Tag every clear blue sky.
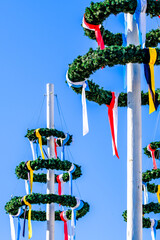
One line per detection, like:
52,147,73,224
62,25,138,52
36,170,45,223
1,0,160,239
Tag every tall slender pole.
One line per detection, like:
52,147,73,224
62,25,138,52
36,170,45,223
46,83,55,240
127,14,142,240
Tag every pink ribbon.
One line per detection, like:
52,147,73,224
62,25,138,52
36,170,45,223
83,15,105,50
147,144,157,169
106,92,119,159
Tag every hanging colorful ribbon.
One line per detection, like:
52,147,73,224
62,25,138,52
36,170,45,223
66,71,89,136
35,128,45,159
142,182,148,204
106,92,119,159
71,198,84,240
134,0,147,47
29,141,36,160
150,219,157,240
68,164,75,196
147,144,157,169
23,196,32,239
82,14,105,50
61,133,70,161
57,174,64,196
9,214,16,240
60,211,69,240
144,48,158,114
14,208,23,240
54,138,58,158
157,185,160,203
26,161,34,194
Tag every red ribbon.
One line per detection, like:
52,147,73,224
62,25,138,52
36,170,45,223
56,175,62,195
60,212,68,240
54,138,57,158
106,92,119,159
83,15,105,50
147,144,157,169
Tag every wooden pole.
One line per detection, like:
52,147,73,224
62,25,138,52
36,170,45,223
46,83,55,240
127,14,142,240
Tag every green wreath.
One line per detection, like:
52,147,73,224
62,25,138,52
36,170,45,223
25,128,72,146
67,0,160,107
15,158,82,183
5,193,89,221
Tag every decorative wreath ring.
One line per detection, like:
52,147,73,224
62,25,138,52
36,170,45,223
144,141,160,159
123,202,160,228
83,0,160,47
4,193,89,221
15,158,82,183
25,128,72,146
67,0,160,106
142,168,160,183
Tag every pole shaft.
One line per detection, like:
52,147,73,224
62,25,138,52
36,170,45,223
46,83,55,240
127,14,142,240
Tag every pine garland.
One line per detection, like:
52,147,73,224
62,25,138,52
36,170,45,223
5,193,89,220
144,141,160,158
25,128,72,146
15,158,82,183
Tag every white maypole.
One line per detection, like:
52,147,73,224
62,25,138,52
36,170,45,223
127,13,142,240
46,83,55,240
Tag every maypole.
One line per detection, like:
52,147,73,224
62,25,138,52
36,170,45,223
66,0,160,239
126,14,142,240
46,83,55,240
5,85,90,239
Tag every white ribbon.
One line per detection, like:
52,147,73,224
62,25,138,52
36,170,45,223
150,219,157,240
25,180,29,195
66,71,89,136
9,215,16,240
142,183,148,204
29,141,36,160
112,93,119,156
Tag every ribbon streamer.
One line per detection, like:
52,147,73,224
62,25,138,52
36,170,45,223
82,15,105,50
147,144,157,169
54,138,58,158
23,196,32,239
142,182,148,204
60,211,69,240
35,128,45,159
68,164,75,196
9,215,16,240
29,141,36,160
71,198,84,240
61,134,70,161
157,185,160,203
26,161,34,194
57,174,64,196
66,71,89,136
14,208,23,240
144,48,158,114
106,92,119,159
134,0,147,47
150,219,157,240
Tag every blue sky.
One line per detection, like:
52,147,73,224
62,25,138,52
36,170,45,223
1,0,160,239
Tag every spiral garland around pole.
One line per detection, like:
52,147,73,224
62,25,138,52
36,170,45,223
5,128,89,239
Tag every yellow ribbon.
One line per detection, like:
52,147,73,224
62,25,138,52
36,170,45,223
23,196,32,239
26,161,34,194
148,48,157,114
35,128,45,159
157,185,160,203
